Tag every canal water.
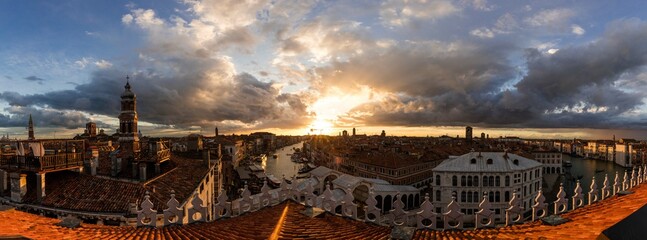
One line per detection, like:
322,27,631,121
544,154,629,204
261,142,304,179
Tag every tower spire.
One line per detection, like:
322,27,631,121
28,114,35,140
125,75,131,90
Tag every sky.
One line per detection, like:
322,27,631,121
2,0,647,140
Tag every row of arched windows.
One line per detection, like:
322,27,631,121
437,174,516,187
374,193,421,212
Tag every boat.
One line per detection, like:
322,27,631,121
272,154,278,159
296,173,310,179
563,160,572,167
255,154,267,162
266,174,281,188
298,164,313,174
595,169,605,173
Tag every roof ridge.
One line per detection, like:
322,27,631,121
269,202,290,240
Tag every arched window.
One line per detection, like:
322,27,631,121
415,194,420,207
452,175,458,186
489,176,494,186
513,159,519,165
505,176,510,186
435,190,441,202
461,191,466,202
436,175,441,186
495,176,501,187
489,191,494,202
461,176,466,186
483,176,488,187
467,176,472,186
505,191,510,202
402,195,408,209
495,191,501,202
384,195,392,212
408,194,414,209
474,176,479,186
473,191,479,203
470,158,476,164
487,158,493,164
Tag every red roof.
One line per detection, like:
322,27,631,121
3,177,647,239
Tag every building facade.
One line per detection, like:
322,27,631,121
432,152,542,224
532,151,562,174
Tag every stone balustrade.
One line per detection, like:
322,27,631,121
137,165,647,230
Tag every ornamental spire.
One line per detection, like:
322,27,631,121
125,75,131,90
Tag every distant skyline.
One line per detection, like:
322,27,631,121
2,1,647,139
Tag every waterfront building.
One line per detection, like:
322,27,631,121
432,151,542,223
532,151,562,174
306,135,474,187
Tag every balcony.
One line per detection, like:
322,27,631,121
0,153,83,172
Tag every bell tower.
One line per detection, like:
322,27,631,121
118,76,140,158
28,114,35,140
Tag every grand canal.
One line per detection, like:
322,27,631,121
261,142,304,179
544,154,630,204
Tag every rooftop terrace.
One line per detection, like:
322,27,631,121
1,175,646,239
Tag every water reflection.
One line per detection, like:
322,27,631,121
261,142,304,179
544,154,629,204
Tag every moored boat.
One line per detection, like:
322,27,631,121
267,174,281,188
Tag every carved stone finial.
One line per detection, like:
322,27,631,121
589,176,599,205
417,193,436,229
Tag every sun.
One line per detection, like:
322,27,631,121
307,119,334,135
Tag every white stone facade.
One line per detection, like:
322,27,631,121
431,152,542,223
532,152,563,174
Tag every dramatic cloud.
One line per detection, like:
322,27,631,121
3,0,647,136
0,106,94,129
337,19,647,129
1,6,314,131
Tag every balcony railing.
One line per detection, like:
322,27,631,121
0,153,83,172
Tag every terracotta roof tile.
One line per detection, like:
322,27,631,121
3,183,647,239
21,155,209,213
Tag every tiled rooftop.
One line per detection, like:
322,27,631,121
31,171,154,213
21,155,209,213
2,182,647,239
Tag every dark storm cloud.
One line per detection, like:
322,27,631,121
0,65,313,129
0,5,315,131
0,106,95,129
337,19,647,129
